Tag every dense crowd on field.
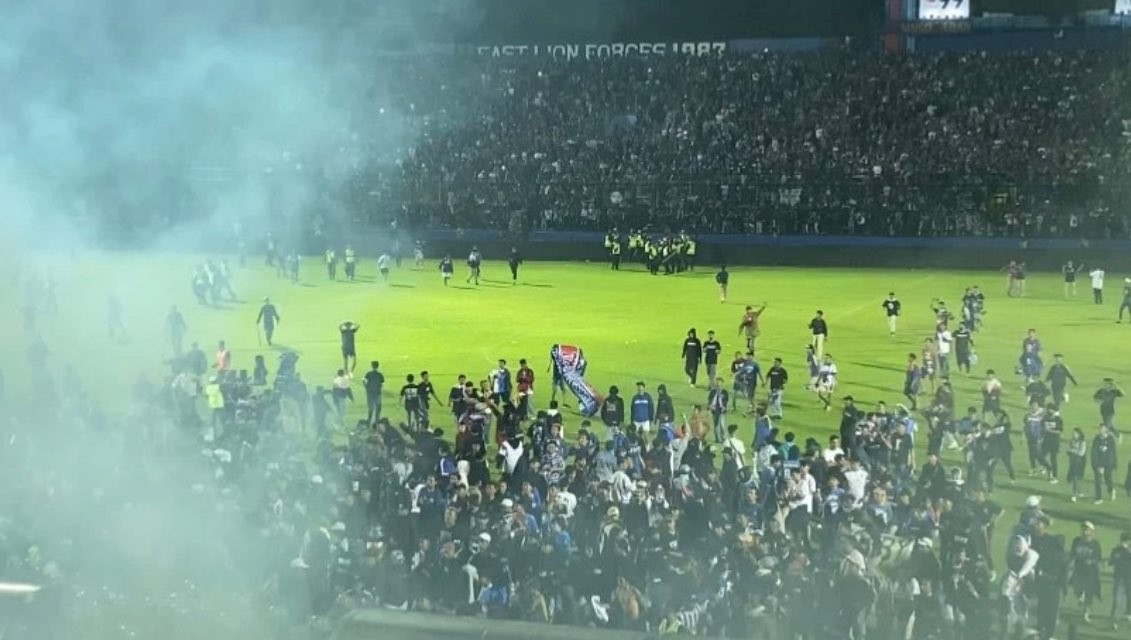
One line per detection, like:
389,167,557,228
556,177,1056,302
4,269,1131,640
351,49,1131,238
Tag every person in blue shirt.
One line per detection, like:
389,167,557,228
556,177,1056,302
1018,343,1043,379
631,381,654,433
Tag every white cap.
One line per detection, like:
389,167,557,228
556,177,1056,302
1025,495,1041,508
477,532,492,543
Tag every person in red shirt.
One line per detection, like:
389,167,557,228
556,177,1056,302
516,358,535,418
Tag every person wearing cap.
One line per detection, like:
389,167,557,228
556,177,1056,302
1120,277,1131,322
1093,378,1125,439
1069,521,1103,622
256,297,280,346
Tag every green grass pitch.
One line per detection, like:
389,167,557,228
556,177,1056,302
2,253,1129,636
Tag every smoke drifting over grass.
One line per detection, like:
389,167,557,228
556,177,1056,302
0,2,479,638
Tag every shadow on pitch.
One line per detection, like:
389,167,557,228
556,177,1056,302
849,361,904,374
266,343,302,354
521,282,553,288
388,283,415,289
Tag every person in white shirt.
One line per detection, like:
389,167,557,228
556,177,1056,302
500,438,524,476
610,458,635,505
786,465,817,543
843,459,869,508
724,424,747,468
816,354,838,411
1089,267,1105,304
935,323,953,377
821,435,845,465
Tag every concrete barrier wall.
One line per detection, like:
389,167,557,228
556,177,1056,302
346,230,1131,271
331,610,679,640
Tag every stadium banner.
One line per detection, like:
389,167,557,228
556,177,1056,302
918,0,970,20
1117,0,1131,14
472,41,726,61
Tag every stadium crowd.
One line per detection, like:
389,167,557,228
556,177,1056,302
4,287,1131,640
358,49,1131,238
8,46,1131,640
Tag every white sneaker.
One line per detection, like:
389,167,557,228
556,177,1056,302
1095,499,1104,505
1070,495,1078,503
1050,478,1058,485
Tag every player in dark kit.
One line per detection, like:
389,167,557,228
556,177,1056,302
681,328,703,387
339,322,360,374
508,247,522,284
256,297,281,346
716,265,729,302
325,248,338,280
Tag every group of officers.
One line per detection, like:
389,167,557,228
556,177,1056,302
604,228,698,274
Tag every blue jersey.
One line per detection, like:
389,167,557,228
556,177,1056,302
631,392,654,422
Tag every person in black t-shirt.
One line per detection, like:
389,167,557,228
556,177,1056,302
400,373,421,430
339,321,360,374
600,385,625,438
448,374,468,424
703,330,722,382
1094,378,1124,438
681,328,703,387
766,357,789,419
363,361,385,424
507,247,522,285
417,371,443,427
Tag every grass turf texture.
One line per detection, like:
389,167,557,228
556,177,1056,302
2,254,1130,637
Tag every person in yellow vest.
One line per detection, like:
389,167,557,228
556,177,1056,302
205,374,226,429
658,613,683,635
325,248,337,280
610,236,622,270
685,236,697,272
343,246,357,281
